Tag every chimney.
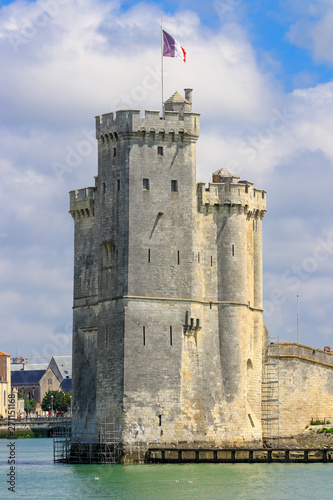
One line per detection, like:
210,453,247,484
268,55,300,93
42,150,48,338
184,88,193,104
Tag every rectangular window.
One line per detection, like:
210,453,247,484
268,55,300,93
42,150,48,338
143,326,146,346
232,244,235,256
170,326,173,345
158,415,162,426
143,178,150,190
171,180,178,192
117,179,120,191
113,147,117,158
198,252,200,263
157,146,163,156
177,250,180,265
148,249,151,263
211,256,213,267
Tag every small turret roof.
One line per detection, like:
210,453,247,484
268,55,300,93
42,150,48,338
213,168,240,179
165,91,190,104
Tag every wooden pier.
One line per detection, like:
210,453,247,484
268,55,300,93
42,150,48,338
147,447,333,464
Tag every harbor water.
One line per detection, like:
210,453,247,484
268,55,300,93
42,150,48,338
1,438,333,499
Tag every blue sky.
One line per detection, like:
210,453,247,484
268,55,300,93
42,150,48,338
1,0,333,358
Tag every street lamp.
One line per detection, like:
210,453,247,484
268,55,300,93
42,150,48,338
70,395,72,417
51,395,54,418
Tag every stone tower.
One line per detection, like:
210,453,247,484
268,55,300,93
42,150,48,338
69,90,266,462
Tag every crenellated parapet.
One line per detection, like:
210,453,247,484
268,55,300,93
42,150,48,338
197,181,266,219
96,109,200,145
69,187,96,219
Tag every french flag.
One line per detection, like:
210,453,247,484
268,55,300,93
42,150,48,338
163,30,186,62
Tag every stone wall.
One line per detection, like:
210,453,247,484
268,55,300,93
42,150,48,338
273,343,333,436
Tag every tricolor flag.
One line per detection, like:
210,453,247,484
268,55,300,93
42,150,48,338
163,30,186,62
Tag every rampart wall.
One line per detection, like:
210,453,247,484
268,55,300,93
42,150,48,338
272,343,333,436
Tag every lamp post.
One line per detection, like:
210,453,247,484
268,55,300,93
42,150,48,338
51,395,54,418
70,395,72,417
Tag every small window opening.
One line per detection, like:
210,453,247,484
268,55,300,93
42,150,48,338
210,302,212,310
117,179,120,191
248,413,255,428
148,249,151,263
177,250,180,265
158,415,162,426
171,180,178,192
143,178,150,190
211,256,213,267
103,182,106,194
232,244,235,257
157,146,163,156
198,252,200,263
113,147,117,158
253,189,256,197
238,189,240,196
143,326,146,346
262,191,265,199
170,326,173,346
245,185,248,193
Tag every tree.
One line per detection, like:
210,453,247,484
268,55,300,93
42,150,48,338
42,390,72,413
18,393,37,413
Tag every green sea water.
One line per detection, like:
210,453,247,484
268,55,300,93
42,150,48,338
1,438,333,499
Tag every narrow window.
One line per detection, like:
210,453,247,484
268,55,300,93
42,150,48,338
143,178,150,190
143,326,146,346
262,191,265,199
253,189,256,197
211,256,213,267
103,182,106,194
245,185,248,193
158,415,162,426
148,249,151,263
232,244,235,256
238,189,240,196
171,180,178,192
210,302,212,310
157,146,163,156
248,414,255,428
117,179,120,191
48,378,52,385
198,252,200,263
177,250,180,265
170,326,173,346
113,147,116,158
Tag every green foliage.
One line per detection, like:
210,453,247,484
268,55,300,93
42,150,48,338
317,427,333,434
311,419,325,425
41,390,71,413
23,396,37,413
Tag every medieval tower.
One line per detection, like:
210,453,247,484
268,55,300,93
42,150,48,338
69,89,266,462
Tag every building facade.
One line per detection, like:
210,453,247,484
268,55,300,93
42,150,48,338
70,90,266,461
0,351,11,419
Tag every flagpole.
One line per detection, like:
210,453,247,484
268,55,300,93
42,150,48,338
161,20,164,118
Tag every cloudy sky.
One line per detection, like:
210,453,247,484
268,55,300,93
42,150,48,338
1,0,333,359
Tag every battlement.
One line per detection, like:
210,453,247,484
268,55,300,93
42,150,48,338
96,90,200,143
269,342,333,367
197,181,266,217
69,187,96,219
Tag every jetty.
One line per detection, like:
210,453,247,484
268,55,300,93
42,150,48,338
147,447,333,464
